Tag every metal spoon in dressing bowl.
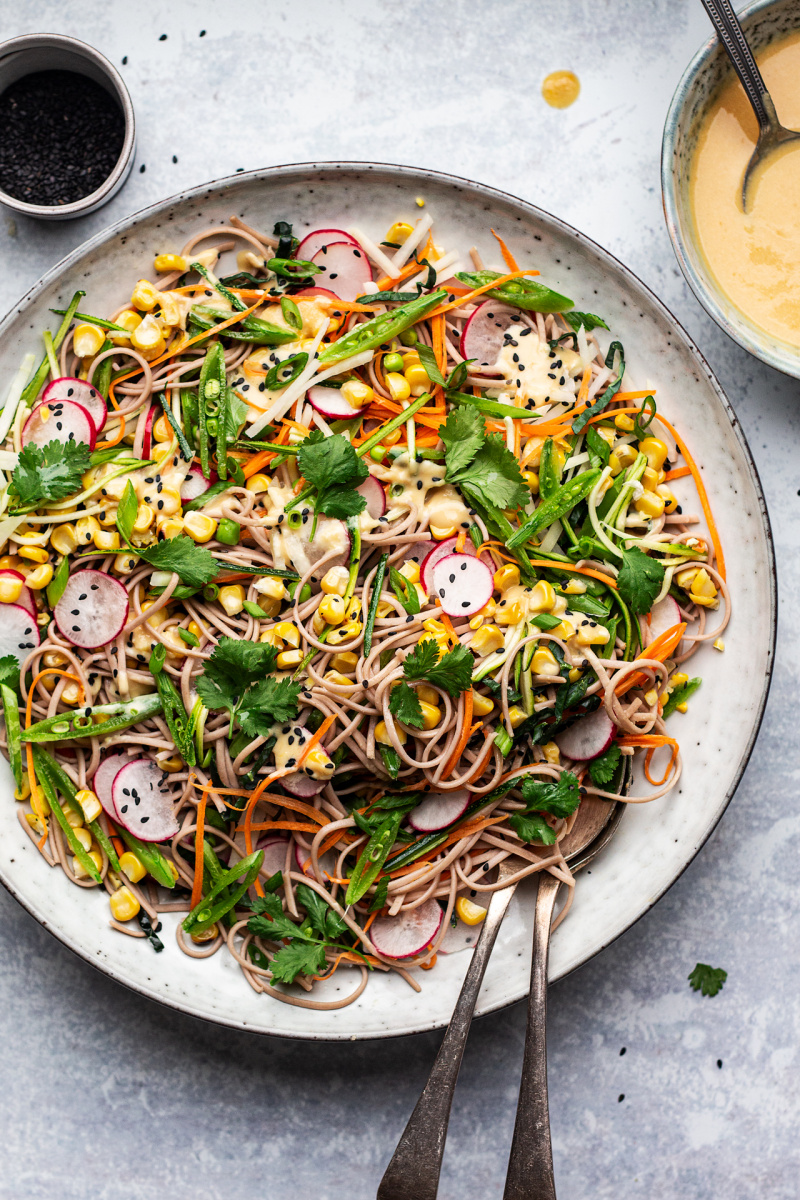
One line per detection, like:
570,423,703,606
700,0,800,211
377,770,628,1200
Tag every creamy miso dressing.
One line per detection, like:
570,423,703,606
691,31,800,347
273,723,334,780
490,324,582,408
375,453,471,530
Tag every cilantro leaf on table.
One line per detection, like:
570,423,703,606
520,771,581,818
588,743,622,787
403,639,473,697
389,682,425,729
509,812,557,845
237,676,304,737
616,547,666,615
9,439,91,510
688,962,727,997
442,407,528,513
296,430,368,519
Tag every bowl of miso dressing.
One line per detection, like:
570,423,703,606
663,0,800,377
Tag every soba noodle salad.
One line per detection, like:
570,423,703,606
0,213,728,1009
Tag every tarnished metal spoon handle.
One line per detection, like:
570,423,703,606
377,881,519,1200
503,872,561,1200
700,0,773,132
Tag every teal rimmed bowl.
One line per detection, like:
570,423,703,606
662,0,800,378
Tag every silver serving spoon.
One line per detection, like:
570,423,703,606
377,778,626,1200
700,0,800,211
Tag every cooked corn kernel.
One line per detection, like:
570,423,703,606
529,580,556,612
276,648,303,669
385,372,411,402
429,523,458,540
319,594,346,625
568,667,583,683
340,379,374,409
634,490,665,519
131,278,160,311
154,253,187,274
639,437,669,471
657,484,678,513
642,466,660,492
551,619,575,640
25,563,53,589
417,701,441,730
455,895,487,926
184,512,217,543
131,313,166,359
398,560,420,585
75,515,101,545
387,221,414,243
113,552,138,574
110,885,141,922
72,827,93,852
248,473,271,494
49,523,77,556
132,504,154,534
522,470,539,493
471,624,504,656
376,720,405,746
18,545,48,564
561,579,587,595
152,413,172,442
73,323,105,359
72,849,103,879
690,568,718,607
113,308,143,334
119,851,146,883
324,670,353,688
331,651,358,673
75,789,101,823
219,584,245,616
423,615,447,634
404,362,430,392
675,567,699,590
532,647,559,676
255,575,288,602
614,413,635,432
92,530,120,552
541,741,561,764
0,575,23,604
496,599,524,625
494,564,520,592
575,623,610,647
471,690,494,717
274,621,301,648
64,806,82,829
613,444,638,469
155,516,184,540
259,628,281,647
320,565,350,595
507,705,528,729
713,638,725,652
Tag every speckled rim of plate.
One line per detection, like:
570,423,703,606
661,0,800,378
0,162,776,1040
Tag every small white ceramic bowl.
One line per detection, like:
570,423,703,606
0,32,135,221
662,0,800,378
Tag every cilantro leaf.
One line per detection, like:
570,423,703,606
10,440,91,509
137,535,218,589
0,656,20,690
269,940,329,984
585,425,610,468
439,407,485,476
616,548,666,615
415,342,445,386
688,962,727,997
588,743,622,787
297,430,368,491
520,771,581,818
237,676,302,737
295,882,348,940
318,488,367,520
389,682,425,729
450,432,528,513
202,637,281,689
509,812,557,845
563,311,609,333
403,640,473,698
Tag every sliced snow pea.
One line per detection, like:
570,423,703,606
149,645,195,767
448,390,531,420
190,261,247,312
116,827,177,889
363,552,388,656
156,393,193,461
345,813,403,906
190,306,297,346
1,680,22,788
455,271,573,313
32,747,103,884
507,469,601,548
36,749,120,873
22,693,163,743
197,342,226,479
538,437,561,500
662,676,702,718
182,850,264,935
318,291,447,368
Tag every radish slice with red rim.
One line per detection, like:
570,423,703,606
431,553,493,617
555,708,615,762
460,300,524,369
296,229,358,260
310,242,371,302
641,596,681,646
356,475,386,519
92,752,130,818
111,758,179,842
180,464,218,502
405,540,433,567
370,898,443,959
295,842,336,879
0,570,35,617
42,377,107,436
54,569,129,649
0,603,40,667
256,837,290,878
420,536,476,593
307,384,368,420
408,788,470,832
282,771,325,798
22,400,96,451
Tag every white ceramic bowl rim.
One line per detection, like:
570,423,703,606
661,0,800,376
0,161,777,1038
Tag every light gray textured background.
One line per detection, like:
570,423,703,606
0,2,796,1197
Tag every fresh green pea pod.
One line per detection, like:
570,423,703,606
363,552,388,656
447,390,531,420
182,850,264,935
36,749,120,873
318,291,446,369
455,271,573,314
190,261,247,312
116,827,177,889
190,306,297,346
32,747,103,884
148,647,195,766
1,682,22,787
538,437,561,500
378,744,401,780
345,813,402,905
197,342,225,479
22,693,162,744
507,469,601,548
157,394,193,461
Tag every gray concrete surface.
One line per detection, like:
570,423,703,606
0,2,797,1196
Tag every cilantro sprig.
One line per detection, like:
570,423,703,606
9,439,91,512
440,407,528,517
295,430,369,520
116,481,218,588
616,547,666,616
508,770,581,844
247,884,360,984
389,640,474,730
195,637,302,737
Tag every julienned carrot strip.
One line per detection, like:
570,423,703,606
615,623,686,695
441,690,474,780
428,269,541,318
206,784,331,827
491,229,519,272
577,366,592,406
653,413,725,580
455,530,467,553
664,465,691,481
459,729,495,785
191,792,207,910
440,613,458,644
525,560,619,589
432,312,446,380
240,820,320,835
376,242,433,291
643,744,679,787
617,734,678,747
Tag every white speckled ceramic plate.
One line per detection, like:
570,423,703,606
0,164,775,1040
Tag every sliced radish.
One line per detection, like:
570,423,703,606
142,405,155,459
112,758,179,842
22,399,96,450
307,384,369,419
180,464,218,502
0,603,40,667
295,842,336,879
296,228,358,260
371,898,443,959
406,540,433,567
292,287,343,304
92,752,130,818
555,708,615,762
420,536,476,593
432,553,493,618
310,242,372,302
439,889,494,954
0,570,35,617
42,377,107,436
408,788,470,832
282,771,325,798
54,569,129,650
256,837,290,878
461,300,524,369
641,596,682,647
356,474,386,519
